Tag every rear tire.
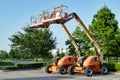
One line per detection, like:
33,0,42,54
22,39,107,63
84,67,93,77
45,66,52,73
68,66,75,75
101,66,108,75
59,66,67,74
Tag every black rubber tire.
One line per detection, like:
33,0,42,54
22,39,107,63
45,66,52,73
84,67,93,77
68,66,75,75
59,66,67,74
101,66,108,75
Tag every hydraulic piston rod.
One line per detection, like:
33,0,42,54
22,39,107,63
60,23,80,57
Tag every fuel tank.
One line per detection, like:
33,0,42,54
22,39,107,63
83,56,101,67
57,56,76,67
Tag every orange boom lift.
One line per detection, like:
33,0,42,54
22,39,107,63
30,5,108,76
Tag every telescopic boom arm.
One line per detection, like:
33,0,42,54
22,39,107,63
30,5,102,63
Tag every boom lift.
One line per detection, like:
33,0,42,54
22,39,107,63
30,5,108,76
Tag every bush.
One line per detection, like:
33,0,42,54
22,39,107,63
0,61,14,66
14,64,24,69
44,62,53,66
1,66,17,71
32,63,44,68
103,63,120,71
14,62,52,69
0,62,53,70
115,63,120,71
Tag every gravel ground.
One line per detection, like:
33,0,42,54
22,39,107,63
0,69,120,80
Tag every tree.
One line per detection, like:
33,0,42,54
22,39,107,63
0,50,8,60
9,26,56,62
9,48,31,60
89,6,119,62
65,26,96,56
114,28,120,63
55,49,65,57
9,49,17,60
65,26,84,56
56,49,60,57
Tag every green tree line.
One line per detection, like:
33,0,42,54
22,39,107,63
0,27,56,62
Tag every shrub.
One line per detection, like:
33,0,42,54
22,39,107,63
14,62,52,69
103,63,120,71
1,66,17,71
44,62,53,66
0,62,53,70
14,64,23,69
0,61,14,66
115,63,120,71
32,63,44,68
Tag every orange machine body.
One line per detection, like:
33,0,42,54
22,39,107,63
48,55,76,72
58,56,76,67
74,56,101,73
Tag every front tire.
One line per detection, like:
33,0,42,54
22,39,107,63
101,66,108,75
45,66,52,73
59,66,67,74
84,67,93,77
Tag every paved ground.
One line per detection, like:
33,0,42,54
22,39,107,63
0,69,120,80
